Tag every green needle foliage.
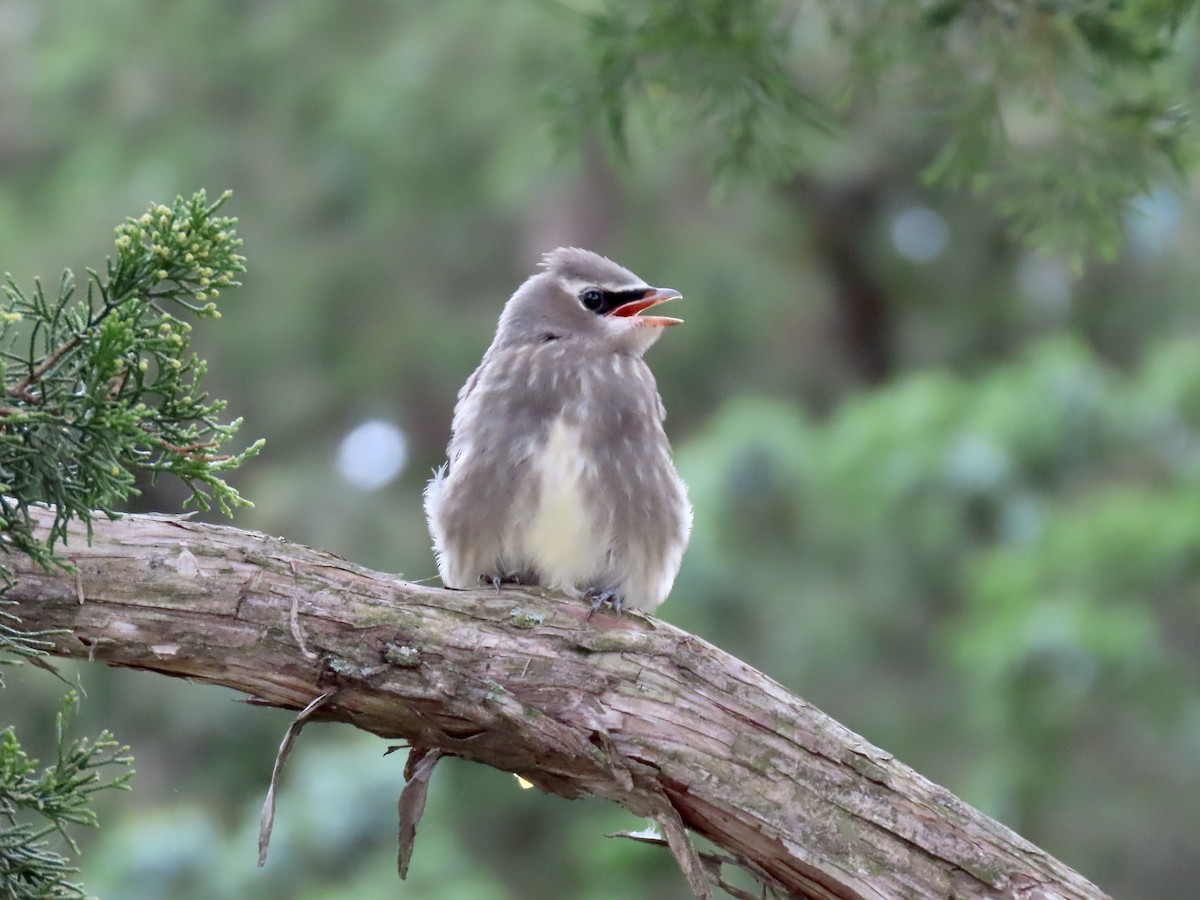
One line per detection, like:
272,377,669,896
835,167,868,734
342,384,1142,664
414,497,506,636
0,693,134,900
0,190,263,668
547,0,829,181
0,192,260,896
549,0,1198,263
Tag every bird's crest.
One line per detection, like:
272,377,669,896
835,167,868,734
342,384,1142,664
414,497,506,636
540,247,640,289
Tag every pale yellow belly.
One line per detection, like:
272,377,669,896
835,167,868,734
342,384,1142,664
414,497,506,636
521,418,606,592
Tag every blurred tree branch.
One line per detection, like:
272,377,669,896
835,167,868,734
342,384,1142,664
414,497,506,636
8,506,1109,900
549,0,1199,263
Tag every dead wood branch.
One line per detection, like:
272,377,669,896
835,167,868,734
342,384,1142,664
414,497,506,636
6,508,1110,899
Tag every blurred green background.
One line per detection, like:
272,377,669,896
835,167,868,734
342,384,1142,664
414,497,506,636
4,2,1200,898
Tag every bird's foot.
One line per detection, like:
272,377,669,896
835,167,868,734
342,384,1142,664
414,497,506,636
480,572,525,593
586,587,623,619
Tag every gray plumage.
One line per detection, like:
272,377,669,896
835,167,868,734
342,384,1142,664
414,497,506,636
424,247,692,613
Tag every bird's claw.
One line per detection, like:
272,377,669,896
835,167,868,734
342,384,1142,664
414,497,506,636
586,588,623,619
480,572,524,594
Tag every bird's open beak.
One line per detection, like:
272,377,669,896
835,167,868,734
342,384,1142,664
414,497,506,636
607,287,684,327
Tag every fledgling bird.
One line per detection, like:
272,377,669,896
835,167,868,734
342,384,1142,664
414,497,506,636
424,247,692,614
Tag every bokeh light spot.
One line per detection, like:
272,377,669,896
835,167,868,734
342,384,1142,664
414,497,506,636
891,205,949,263
1125,187,1181,259
336,419,408,490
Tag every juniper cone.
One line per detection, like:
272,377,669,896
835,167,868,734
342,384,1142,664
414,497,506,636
425,247,692,614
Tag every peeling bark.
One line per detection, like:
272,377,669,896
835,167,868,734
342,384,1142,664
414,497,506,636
7,508,1110,899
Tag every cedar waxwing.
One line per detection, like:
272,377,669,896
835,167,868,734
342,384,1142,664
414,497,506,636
425,247,692,614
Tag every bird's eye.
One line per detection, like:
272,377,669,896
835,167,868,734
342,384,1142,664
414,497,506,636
580,289,603,312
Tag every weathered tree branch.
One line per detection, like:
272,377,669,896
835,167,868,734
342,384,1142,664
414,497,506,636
7,508,1109,899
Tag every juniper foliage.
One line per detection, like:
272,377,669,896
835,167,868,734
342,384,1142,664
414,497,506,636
0,190,262,669
549,0,1197,262
0,694,133,900
0,191,260,897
